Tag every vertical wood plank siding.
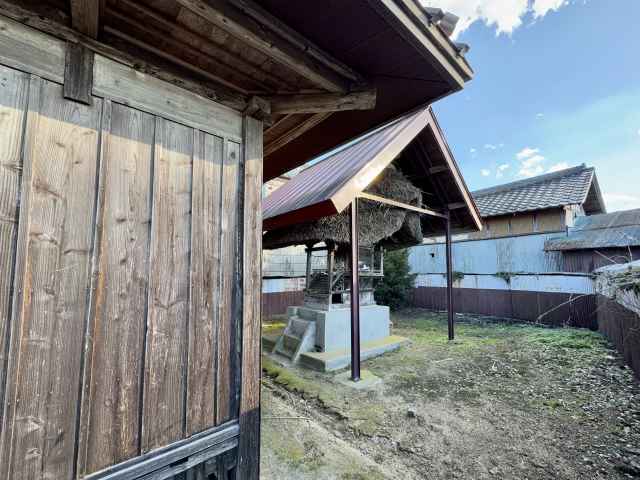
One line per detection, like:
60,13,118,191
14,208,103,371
78,102,155,475
0,23,255,477
186,131,223,435
4,78,102,479
0,65,29,430
216,141,241,426
142,118,193,452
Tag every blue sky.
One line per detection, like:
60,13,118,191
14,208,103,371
429,0,640,212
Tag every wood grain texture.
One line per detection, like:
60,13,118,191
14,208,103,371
2,79,101,479
78,103,155,475
216,140,241,425
0,74,42,480
0,3,247,112
186,131,224,435
0,15,66,84
237,116,263,480
64,42,95,105
142,117,193,453
93,55,243,141
175,0,349,92
0,65,29,431
70,0,101,38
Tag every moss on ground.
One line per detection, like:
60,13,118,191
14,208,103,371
262,309,639,479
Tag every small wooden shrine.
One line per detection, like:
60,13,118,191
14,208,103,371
262,107,483,376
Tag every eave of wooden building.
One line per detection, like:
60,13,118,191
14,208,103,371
2,0,473,181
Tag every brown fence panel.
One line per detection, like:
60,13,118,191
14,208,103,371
597,295,640,379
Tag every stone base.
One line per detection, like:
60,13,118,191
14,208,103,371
298,335,410,372
288,304,390,352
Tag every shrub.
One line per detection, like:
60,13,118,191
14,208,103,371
374,249,417,310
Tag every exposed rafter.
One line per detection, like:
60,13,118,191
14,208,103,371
70,0,100,38
358,192,447,219
264,113,332,157
269,89,377,115
175,0,353,93
0,0,247,111
226,0,365,84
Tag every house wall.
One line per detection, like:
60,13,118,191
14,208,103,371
468,207,567,240
0,19,262,480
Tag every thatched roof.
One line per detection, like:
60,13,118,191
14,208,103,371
263,166,424,251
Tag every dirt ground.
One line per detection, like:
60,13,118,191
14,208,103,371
260,310,640,480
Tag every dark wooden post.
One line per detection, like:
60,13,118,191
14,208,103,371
445,211,454,340
349,200,361,381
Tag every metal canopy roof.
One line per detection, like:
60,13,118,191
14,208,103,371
262,106,482,234
545,208,640,251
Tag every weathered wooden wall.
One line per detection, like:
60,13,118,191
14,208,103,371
0,17,261,480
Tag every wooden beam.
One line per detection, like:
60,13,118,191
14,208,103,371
103,8,261,95
428,165,448,174
114,0,298,93
237,116,263,480
70,0,100,38
0,1,247,111
175,0,351,92
269,89,376,115
264,113,332,157
64,42,94,105
226,0,365,84
358,192,447,219
447,202,467,210
243,96,271,121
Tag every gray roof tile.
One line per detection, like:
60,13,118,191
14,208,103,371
472,165,598,217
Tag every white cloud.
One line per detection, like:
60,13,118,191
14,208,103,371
547,162,569,173
421,0,573,38
604,193,640,212
637,128,640,137
536,113,544,119
496,163,510,178
481,168,491,176
518,154,545,177
532,0,567,17
470,147,477,154
484,143,498,150
516,147,540,160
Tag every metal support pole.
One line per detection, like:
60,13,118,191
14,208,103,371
445,212,454,340
349,200,361,381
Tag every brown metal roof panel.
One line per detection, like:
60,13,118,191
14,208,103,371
263,107,430,225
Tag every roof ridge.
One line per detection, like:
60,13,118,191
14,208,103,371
472,164,590,197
